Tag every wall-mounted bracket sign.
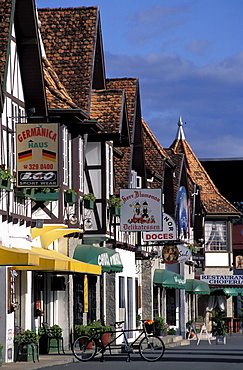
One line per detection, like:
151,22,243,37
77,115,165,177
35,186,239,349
120,189,162,232
16,123,59,187
143,213,177,241
161,244,191,264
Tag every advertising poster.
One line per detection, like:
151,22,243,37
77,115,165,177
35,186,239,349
120,189,162,232
16,123,59,187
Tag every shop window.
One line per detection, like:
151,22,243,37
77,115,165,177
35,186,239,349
166,289,176,326
119,276,125,308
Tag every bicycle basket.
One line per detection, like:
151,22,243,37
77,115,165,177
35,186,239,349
145,323,155,334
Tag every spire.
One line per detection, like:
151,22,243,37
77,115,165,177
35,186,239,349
176,116,186,140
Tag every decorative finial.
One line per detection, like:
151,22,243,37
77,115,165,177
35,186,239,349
176,116,186,140
178,116,183,127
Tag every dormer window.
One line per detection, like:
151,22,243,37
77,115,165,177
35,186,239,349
205,221,227,251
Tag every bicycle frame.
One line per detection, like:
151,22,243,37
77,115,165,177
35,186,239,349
96,324,150,362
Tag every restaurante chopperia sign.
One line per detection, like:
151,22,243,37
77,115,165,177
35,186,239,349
120,189,162,232
16,123,59,187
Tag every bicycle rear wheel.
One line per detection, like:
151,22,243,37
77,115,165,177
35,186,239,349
72,335,97,361
139,335,165,362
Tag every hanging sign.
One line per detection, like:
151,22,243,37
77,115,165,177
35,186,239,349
177,186,189,240
143,213,177,241
161,244,191,264
235,255,243,269
200,275,243,285
16,123,59,187
120,189,162,232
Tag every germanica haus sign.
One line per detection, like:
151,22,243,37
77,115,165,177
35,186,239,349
120,189,162,232
16,123,59,187
200,275,243,285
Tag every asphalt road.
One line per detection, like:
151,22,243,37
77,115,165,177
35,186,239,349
37,336,243,370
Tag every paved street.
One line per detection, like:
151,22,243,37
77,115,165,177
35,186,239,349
3,333,243,370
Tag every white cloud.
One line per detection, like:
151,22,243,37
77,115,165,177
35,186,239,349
187,39,210,56
105,50,243,158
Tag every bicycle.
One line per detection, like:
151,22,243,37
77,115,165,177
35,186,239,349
72,320,165,362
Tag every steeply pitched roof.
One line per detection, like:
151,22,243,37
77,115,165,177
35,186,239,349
90,89,125,133
43,57,78,110
142,119,168,187
106,78,147,190
38,6,105,113
0,0,12,83
106,78,138,138
170,119,239,215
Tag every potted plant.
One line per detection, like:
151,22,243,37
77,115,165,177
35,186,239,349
75,321,113,346
209,310,227,344
83,193,96,209
0,165,12,191
154,316,166,336
108,195,122,216
14,330,39,362
39,324,63,354
64,189,78,204
167,327,176,335
32,187,59,202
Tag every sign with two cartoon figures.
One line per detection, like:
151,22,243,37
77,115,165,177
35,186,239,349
16,123,59,187
120,189,162,232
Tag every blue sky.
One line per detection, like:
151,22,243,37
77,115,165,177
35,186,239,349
36,0,243,158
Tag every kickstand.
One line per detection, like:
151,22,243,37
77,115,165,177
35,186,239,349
126,353,131,362
100,350,105,362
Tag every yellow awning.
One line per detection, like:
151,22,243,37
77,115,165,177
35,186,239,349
40,228,82,249
15,247,69,271
0,245,39,266
31,224,68,239
31,247,101,275
15,247,101,275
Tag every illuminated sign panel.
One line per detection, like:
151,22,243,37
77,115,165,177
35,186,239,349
16,123,59,187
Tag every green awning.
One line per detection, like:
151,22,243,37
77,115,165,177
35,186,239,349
185,279,210,295
73,245,123,273
153,269,186,289
210,287,243,296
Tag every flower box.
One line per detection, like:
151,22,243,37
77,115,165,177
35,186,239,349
84,199,95,209
32,191,59,202
109,206,120,216
14,188,35,200
14,342,39,362
14,188,27,199
64,192,76,204
0,178,12,191
39,337,63,354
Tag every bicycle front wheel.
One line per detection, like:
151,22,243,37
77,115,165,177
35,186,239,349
139,335,165,362
72,335,97,361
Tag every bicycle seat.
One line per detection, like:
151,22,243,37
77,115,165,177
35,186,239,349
114,321,124,328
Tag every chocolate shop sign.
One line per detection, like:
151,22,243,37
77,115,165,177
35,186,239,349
200,275,243,285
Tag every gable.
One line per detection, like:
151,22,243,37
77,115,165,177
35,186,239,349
38,6,105,114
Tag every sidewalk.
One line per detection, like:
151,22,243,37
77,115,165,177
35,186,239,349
2,333,243,369
2,351,75,370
